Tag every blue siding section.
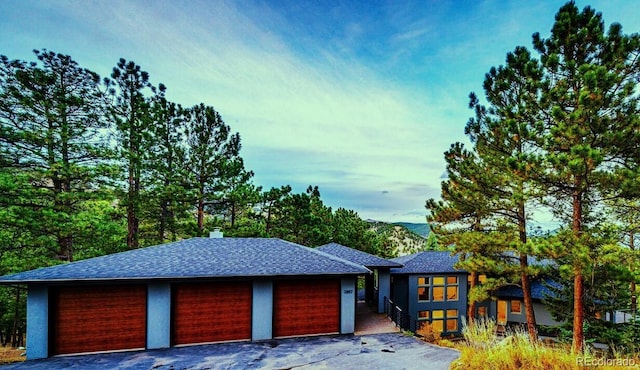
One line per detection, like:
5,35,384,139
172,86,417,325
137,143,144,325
26,285,48,360
377,269,391,314
407,273,468,334
252,280,273,340
391,275,408,312
340,278,356,334
147,283,171,349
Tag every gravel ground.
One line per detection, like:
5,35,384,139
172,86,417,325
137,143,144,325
1,333,459,370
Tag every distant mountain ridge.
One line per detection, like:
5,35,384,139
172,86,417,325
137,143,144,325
393,222,430,238
366,220,431,256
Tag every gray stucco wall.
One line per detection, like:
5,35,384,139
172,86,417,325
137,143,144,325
147,282,171,349
26,284,48,360
340,278,356,334
252,280,273,340
491,299,562,327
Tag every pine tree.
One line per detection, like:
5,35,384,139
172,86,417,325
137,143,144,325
0,50,113,261
106,59,156,249
426,142,503,323
183,103,243,235
531,2,640,352
465,45,545,341
143,88,191,244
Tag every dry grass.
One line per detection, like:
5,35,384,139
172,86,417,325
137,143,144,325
0,346,25,364
451,319,639,370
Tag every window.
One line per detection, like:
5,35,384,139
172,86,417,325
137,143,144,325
446,286,458,300
432,276,445,301
511,300,522,314
417,310,430,330
418,277,430,301
431,310,444,332
447,309,458,331
432,286,444,301
477,306,487,318
418,287,429,301
417,275,459,302
418,309,459,333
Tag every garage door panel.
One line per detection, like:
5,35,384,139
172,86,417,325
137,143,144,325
274,279,340,337
51,285,147,355
172,282,252,345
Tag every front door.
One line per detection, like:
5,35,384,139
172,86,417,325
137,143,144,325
497,300,508,324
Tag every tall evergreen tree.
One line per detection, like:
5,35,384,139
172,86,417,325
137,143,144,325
465,45,545,341
260,185,292,235
143,88,190,244
530,2,640,352
269,185,333,246
426,143,503,323
0,50,112,261
106,59,156,249
184,103,243,235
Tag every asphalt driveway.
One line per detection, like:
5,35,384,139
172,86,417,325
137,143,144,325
2,333,459,370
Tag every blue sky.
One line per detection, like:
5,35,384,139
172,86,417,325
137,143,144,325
1,0,638,223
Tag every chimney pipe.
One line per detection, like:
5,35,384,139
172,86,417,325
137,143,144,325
209,228,223,238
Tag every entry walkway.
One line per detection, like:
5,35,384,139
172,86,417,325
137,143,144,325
354,301,400,335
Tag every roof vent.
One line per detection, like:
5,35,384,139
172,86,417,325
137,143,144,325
209,228,223,238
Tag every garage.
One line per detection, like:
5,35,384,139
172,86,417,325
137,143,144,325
4,237,367,360
171,281,252,345
273,279,340,337
49,285,147,355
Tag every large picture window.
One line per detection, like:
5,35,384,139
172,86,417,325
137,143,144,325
416,275,459,302
418,309,459,333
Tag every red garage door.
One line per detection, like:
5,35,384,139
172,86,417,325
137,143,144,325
50,285,147,355
172,281,252,345
273,279,340,337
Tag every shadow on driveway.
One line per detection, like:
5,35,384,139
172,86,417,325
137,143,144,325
2,333,459,370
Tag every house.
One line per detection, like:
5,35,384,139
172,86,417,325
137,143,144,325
492,279,562,327
0,235,369,360
387,250,565,335
316,243,402,313
389,251,468,335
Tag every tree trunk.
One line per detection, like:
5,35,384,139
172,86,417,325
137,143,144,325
10,288,20,348
520,255,537,341
467,271,478,324
518,199,537,342
571,185,584,353
159,199,168,243
630,233,637,312
197,199,205,235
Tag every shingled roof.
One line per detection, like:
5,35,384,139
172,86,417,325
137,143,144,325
0,238,370,283
496,278,561,300
316,243,402,268
390,251,466,274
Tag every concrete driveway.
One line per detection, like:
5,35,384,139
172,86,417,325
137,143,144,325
1,333,459,370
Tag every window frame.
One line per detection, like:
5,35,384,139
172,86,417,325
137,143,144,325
416,275,460,302
510,300,522,314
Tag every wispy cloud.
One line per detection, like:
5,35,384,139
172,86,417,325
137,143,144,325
1,0,637,223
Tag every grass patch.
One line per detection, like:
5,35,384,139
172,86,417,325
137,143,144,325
451,319,639,370
0,346,25,364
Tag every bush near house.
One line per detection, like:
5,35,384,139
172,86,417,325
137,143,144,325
451,319,639,370
0,346,24,364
